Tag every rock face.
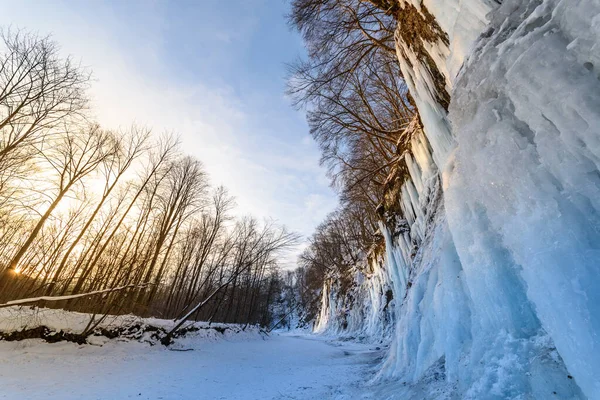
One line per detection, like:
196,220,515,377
316,1,600,398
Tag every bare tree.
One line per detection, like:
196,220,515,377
0,28,297,333
136,155,208,310
288,0,414,217
8,124,113,274
44,126,150,295
0,29,89,179
162,219,300,344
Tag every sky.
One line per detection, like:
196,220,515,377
0,0,338,266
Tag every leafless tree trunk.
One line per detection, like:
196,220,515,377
9,125,112,274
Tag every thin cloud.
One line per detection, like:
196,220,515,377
0,0,338,264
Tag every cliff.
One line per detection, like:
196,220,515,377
315,1,600,398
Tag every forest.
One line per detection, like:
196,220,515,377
0,29,298,331
286,0,418,324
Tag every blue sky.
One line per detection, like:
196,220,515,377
0,0,338,264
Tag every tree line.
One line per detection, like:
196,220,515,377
0,29,298,327
287,0,417,321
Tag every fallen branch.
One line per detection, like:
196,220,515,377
0,283,154,309
161,280,230,346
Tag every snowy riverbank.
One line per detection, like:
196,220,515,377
0,306,262,345
0,332,384,400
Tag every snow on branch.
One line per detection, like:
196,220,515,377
0,283,153,309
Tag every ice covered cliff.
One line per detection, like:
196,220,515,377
316,0,600,398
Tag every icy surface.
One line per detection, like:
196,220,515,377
445,0,600,397
314,259,395,343
316,0,600,398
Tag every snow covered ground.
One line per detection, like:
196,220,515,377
0,332,385,400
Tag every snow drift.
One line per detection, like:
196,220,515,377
315,0,600,398
0,306,264,346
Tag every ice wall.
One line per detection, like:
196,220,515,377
313,121,440,344
383,0,600,398
316,0,600,398
444,0,600,397
314,257,395,342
